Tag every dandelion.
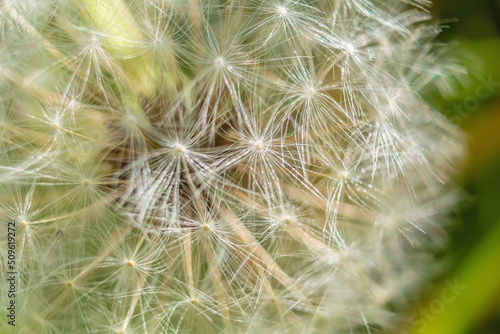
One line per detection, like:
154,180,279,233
0,0,465,333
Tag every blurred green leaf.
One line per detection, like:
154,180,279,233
415,218,500,334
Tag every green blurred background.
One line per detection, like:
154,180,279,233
409,1,500,333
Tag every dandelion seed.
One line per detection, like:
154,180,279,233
276,6,288,16
174,143,186,153
214,57,225,68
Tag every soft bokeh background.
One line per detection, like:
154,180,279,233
410,1,500,333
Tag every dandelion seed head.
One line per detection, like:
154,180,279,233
0,0,466,333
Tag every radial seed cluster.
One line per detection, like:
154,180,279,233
0,0,464,333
